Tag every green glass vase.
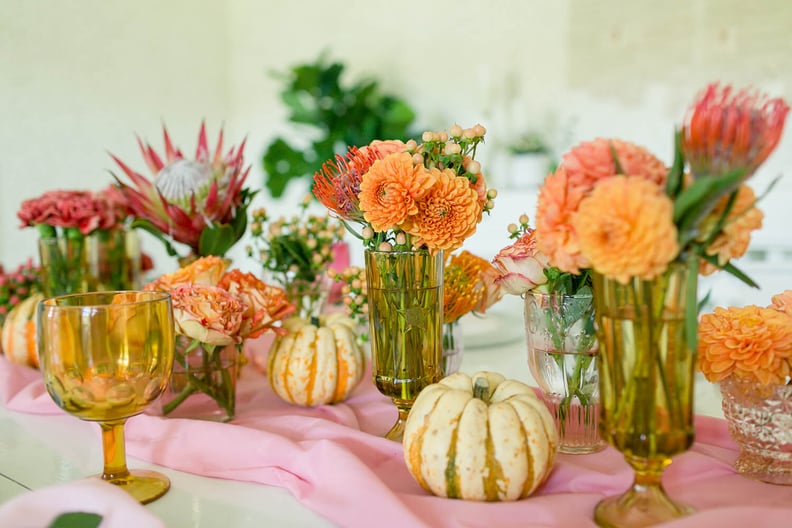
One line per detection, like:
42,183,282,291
364,249,443,441
592,261,696,527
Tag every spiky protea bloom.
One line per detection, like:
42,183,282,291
111,122,253,257
682,83,789,180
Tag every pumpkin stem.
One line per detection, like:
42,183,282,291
310,316,320,327
473,377,490,404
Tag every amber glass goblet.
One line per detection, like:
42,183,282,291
37,291,175,504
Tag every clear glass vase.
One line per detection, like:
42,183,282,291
158,336,240,422
720,376,792,485
441,321,463,376
524,291,605,454
365,249,443,441
38,228,139,297
592,261,696,526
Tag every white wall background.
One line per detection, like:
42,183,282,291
2,0,790,307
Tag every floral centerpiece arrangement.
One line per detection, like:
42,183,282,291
145,256,294,421
312,123,496,440
111,122,255,261
698,291,792,484
492,214,601,453
17,187,136,296
247,194,346,319
532,83,788,524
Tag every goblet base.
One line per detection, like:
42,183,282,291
383,403,411,442
594,486,693,528
97,469,171,505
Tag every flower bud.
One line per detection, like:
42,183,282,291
438,132,449,142
519,214,530,225
362,226,375,240
449,124,463,138
378,241,393,252
444,142,462,155
412,153,424,165
422,131,434,142
395,232,407,246
473,124,487,137
487,188,498,199
463,128,476,139
507,223,518,234
405,139,418,151
466,160,481,174
486,199,495,210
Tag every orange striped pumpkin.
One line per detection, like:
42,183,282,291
1,293,43,368
403,371,558,501
268,313,365,407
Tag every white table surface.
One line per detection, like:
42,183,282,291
0,295,725,527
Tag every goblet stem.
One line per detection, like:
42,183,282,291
98,419,170,504
100,420,130,481
594,457,693,527
384,403,411,442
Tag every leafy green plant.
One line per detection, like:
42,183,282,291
262,53,417,198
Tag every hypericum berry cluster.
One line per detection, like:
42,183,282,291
506,213,533,239
327,266,368,339
247,195,345,317
0,259,41,325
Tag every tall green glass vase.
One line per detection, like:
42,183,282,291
592,261,696,527
364,249,443,442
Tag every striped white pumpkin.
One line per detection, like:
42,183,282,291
1,293,43,368
268,313,365,407
403,371,558,501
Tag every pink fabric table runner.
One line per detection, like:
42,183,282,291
2,353,791,528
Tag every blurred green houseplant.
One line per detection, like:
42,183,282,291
263,53,417,198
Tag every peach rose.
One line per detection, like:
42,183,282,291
698,305,792,386
218,270,295,338
573,176,679,284
146,256,226,291
492,229,549,295
170,283,244,346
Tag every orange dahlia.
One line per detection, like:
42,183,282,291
698,305,792,386
573,176,679,284
770,290,792,317
698,184,763,275
401,168,481,253
358,152,435,232
534,139,667,273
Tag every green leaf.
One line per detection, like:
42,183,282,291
262,138,312,198
699,253,759,288
674,168,746,244
684,253,700,353
666,129,685,198
198,223,236,257
49,512,103,528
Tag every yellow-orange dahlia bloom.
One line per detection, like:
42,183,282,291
698,184,763,275
359,152,435,232
573,176,679,283
535,139,667,273
770,290,792,317
401,169,481,253
698,305,792,385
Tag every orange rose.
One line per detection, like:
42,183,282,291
698,305,792,385
219,270,295,338
573,176,679,283
146,256,226,291
170,283,244,346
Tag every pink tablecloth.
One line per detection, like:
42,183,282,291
2,353,791,528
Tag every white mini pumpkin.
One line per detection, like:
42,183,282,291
1,293,43,368
268,313,365,406
403,371,558,501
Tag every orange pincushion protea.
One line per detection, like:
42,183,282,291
698,303,792,386
683,83,789,180
443,251,500,324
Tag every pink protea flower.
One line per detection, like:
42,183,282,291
111,122,252,257
682,82,789,180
